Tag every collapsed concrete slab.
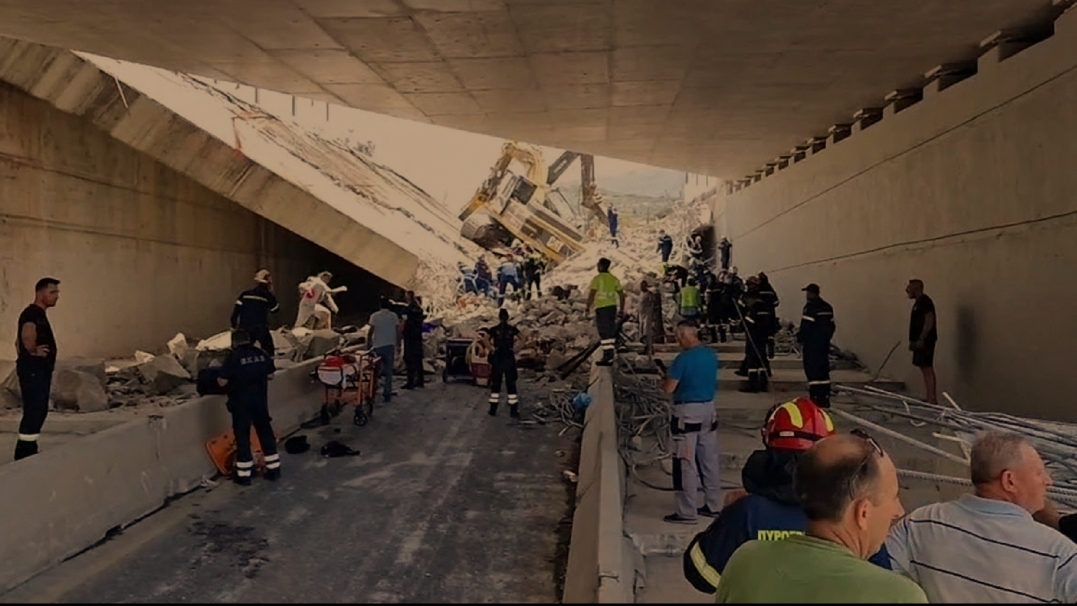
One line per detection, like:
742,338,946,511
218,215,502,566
0,37,478,305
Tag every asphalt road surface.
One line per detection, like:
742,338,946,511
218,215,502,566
21,379,576,603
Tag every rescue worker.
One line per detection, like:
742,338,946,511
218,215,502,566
482,308,521,418
13,278,60,461
457,262,478,295
656,322,722,524
718,237,733,271
687,233,704,263
522,252,545,300
638,280,665,356
230,269,280,358
664,263,689,293
296,271,346,330
401,290,426,389
797,283,835,407
757,272,779,360
683,397,891,593
586,257,625,366
704,273,724,343
607,205,620,248
738,276,772,393
657,229,674,265
216,329,280,485
678,278,702,325
496,255,520,307
474,256,493,297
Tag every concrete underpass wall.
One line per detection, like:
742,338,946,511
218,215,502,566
714,10,1077,420
0,81,377,358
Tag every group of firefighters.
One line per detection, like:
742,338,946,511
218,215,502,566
457,247,547,307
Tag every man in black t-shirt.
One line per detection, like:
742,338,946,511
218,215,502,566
13,277,61,461
906,279,938,405
482,308,521,418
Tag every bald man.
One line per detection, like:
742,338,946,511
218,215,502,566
888,432,1077,603
717,432,925,603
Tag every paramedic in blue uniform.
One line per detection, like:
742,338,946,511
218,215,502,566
682,397,891,594
230,269,280,359
217,329,280,485
656,321,722,525
482,308,521,418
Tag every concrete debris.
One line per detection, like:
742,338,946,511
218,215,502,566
166,333,189,360
137,354,192,396
51,369,109,413
133,351,155,364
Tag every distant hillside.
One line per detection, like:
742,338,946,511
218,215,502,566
561,168,685,198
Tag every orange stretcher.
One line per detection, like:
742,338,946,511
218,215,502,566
316,350,380,426
205,426,281,477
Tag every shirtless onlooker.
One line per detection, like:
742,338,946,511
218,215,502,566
716,432,926,603
887,431,1077,602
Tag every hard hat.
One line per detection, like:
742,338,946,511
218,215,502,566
762,397,836,451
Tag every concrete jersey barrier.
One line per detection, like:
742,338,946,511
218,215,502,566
563,364,635,603
0,359,323,593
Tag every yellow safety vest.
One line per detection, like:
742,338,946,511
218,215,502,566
680,285,700,308
590,272,622,309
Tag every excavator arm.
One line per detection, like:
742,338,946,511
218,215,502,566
579,154,608,226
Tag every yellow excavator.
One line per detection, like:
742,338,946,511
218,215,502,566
458,141,608,266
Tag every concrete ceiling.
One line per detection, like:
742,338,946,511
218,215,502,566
0,0,1065,177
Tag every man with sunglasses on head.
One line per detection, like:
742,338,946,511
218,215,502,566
683,398,893,595
886,431,1077,603
717,430,925,603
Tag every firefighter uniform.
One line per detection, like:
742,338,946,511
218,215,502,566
14,303,57,461
799,291,836,407
230,282,279,358
486,319,521,418
589,270,623,365
757,278,779,361
402,300,426,389
704,278,724,342
219,341,279,484
739,291,773,393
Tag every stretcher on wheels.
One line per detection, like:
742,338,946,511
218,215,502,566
316,350,380,426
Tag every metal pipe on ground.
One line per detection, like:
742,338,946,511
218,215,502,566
830,408,970,466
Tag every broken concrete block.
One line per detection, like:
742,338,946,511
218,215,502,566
1,359,19,398
167,333,189,361
138,355,192,395
304,329,343,359
196,331,233,352
55,358,108,389
134,350,155,364
51,369,109,413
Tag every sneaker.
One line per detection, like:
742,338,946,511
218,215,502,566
698,506,720,518
663,513,697,525
264,468,281,482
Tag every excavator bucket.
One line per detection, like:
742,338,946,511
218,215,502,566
205,426,281,476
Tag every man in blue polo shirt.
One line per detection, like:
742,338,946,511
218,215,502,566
656,321,721,524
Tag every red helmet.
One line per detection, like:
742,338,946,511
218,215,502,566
762,397,836,451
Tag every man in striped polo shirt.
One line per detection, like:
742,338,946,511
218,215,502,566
886,431,1077,602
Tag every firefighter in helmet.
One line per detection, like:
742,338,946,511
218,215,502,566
682,397,892,594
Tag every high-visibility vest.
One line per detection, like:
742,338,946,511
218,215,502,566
590,272,622,309
680,285,700,308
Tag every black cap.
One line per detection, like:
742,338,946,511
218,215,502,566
802,283,820,294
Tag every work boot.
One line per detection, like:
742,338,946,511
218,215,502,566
13,439,37,461
319,405,331,426
739,374,759,393
510,405,520,419
597,349,614,367
264,468,281,482
234,475,252,487
488,402,499,416
758,372,770,393
718,325,728,343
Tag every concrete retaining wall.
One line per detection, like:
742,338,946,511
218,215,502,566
714,7,1077,420
563,365,634,603
0,360,322,593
